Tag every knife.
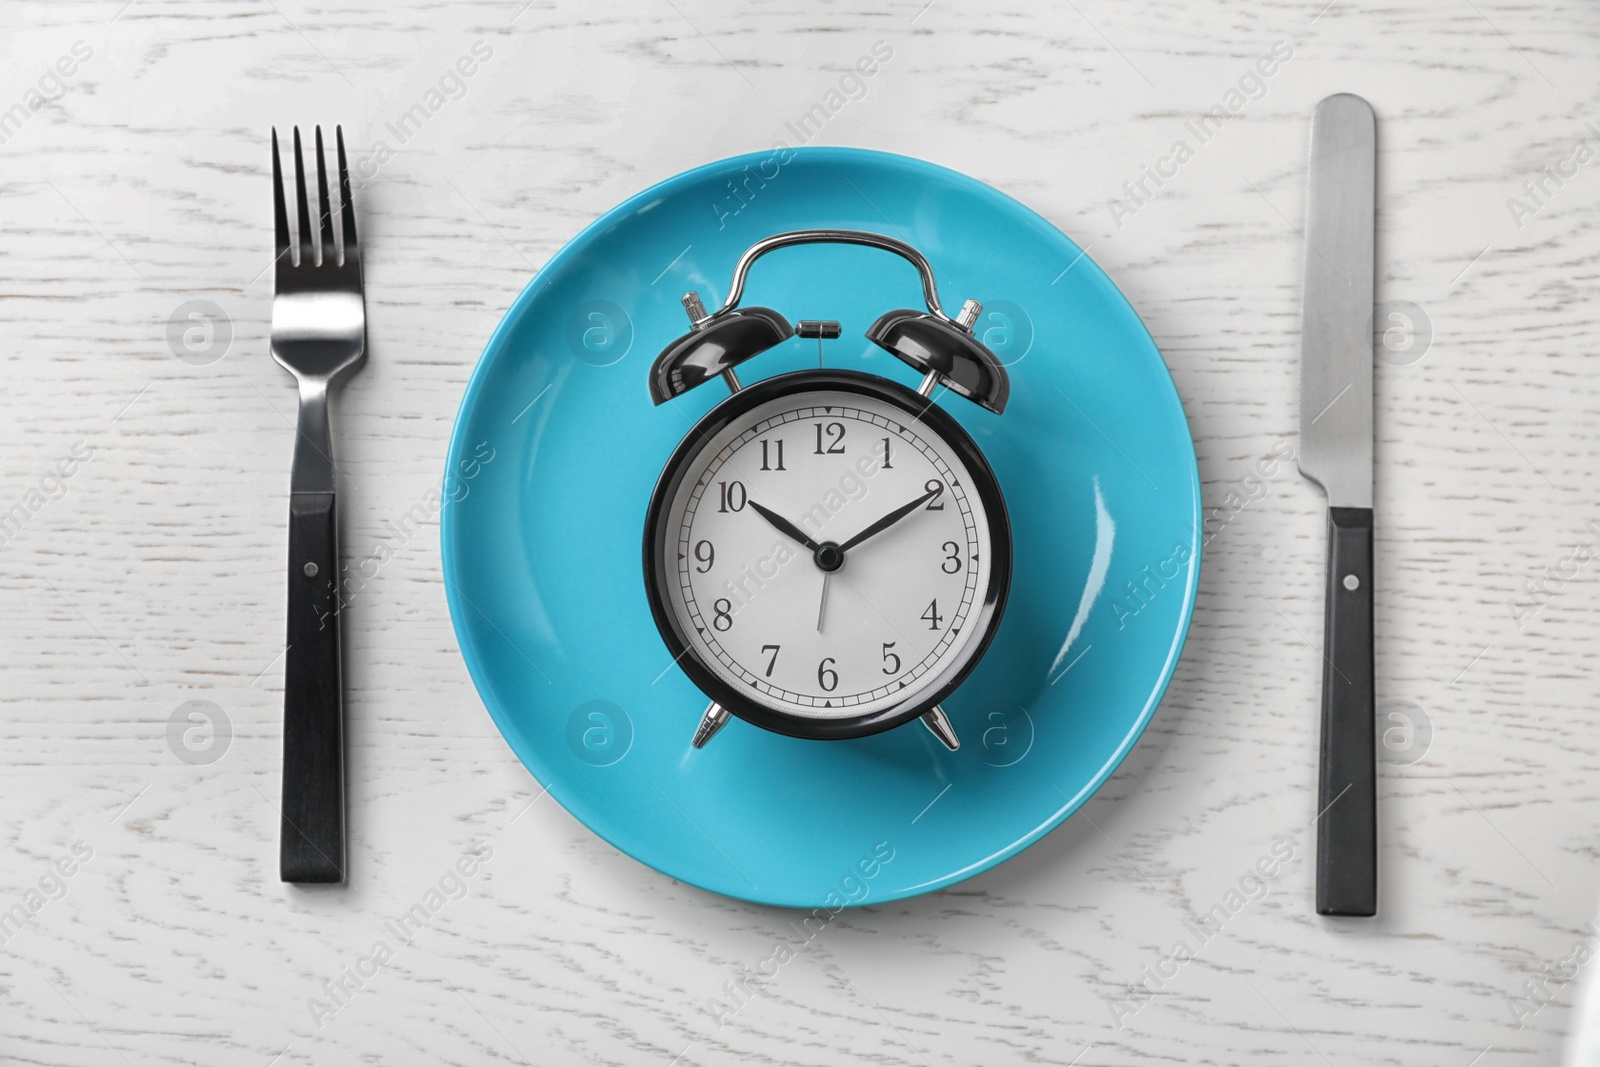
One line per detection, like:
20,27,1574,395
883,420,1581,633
1297,93,1377,917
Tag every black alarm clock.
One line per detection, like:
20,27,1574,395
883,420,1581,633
641,230,1012,751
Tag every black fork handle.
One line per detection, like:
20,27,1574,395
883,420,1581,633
280,491,345,883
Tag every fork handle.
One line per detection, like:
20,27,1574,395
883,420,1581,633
280,490,345,883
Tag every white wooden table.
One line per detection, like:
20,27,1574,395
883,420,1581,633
4,1,1599,1063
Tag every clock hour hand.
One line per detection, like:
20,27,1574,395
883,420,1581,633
748,499,821,553
837,487,940,553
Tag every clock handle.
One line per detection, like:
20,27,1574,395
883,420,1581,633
717,230,956,323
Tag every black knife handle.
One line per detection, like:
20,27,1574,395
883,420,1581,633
1315,506,1376,916
280,491,346,883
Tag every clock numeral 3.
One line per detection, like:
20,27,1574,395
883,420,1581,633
718,480,746,513
813,422,846,455
694,540,715,573
924,479,945,510
761,644,780,677
817,657,839,692
712,598,733,631
881,642,901,675
941,540,962,573
760,438,786,471
921,598,944,631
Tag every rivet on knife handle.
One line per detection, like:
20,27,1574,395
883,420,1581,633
1297,93,1377,917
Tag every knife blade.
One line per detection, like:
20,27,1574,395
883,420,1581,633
1297,92,1377,918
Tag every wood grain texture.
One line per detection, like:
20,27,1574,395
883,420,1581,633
2,0,1599,1063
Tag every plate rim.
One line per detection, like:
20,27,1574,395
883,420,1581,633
441,145,1202,907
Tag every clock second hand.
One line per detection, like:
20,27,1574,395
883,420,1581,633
817,486,938,630
751,485,937,630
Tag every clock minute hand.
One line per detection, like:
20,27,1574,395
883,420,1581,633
748,499,821,553
837,488,940,553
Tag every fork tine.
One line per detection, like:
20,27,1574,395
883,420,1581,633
292,127,313,266
335,126,358,266
313,126,335,266
271,128,290,267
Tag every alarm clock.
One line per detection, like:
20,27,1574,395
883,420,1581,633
641,229,1012,751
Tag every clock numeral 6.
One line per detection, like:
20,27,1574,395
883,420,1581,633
761,643,780,677
817,657,839,692
813,421,845,455
941,540,962,573
694,540,714,573
717,480,746,513
881,642,901,675
712,598,733,631
921,598,944,631
924,479,945,510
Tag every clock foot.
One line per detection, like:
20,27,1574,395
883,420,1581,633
692,702,731,749
921,705,959,751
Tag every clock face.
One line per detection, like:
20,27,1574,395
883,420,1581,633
645,372,1010,736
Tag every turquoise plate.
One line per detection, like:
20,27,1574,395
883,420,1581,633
442,147,1199,907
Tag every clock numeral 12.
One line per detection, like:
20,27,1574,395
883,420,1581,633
814,422,845,455
760,439,785,471
921,598,943,631
718,480,746,512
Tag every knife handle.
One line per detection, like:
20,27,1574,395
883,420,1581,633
1315,506,1376,916
280,491,346,883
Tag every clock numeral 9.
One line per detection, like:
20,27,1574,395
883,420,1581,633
712,598,733,631
921,598,943,631
881,642,901,675
813,421,846,455
760,438,786,471
924,479,945,510
718,480,746,513
817,657,838,692
941,540,962,573
694,540,714,573
761,644,780,677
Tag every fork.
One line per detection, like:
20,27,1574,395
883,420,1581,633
271,125,365,884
